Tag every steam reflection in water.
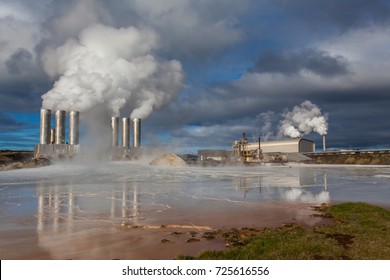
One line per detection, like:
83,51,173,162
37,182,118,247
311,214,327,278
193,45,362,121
1,163,389,230
35,181,145,232
31,166,332,256
32,166,334,234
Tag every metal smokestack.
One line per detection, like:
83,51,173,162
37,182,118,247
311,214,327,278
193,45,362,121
55,110,66,144
122,117,130,147
69,111,79,145
322,134,327,152
133,118,141,148
39,108,51,144
111,117,119,147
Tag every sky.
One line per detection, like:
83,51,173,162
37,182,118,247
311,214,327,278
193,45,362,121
0,0,389,152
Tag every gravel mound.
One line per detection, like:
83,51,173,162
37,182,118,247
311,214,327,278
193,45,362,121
149,154,188,166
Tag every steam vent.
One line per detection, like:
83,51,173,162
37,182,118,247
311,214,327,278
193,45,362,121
34,108,143,160
34,109,80,159
110,117,142,160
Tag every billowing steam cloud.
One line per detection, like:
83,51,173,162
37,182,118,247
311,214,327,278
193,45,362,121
41,23,184,119
279,100,328,138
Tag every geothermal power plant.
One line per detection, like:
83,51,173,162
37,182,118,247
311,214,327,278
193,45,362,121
32,108,390,166
34,109,142,160
34,108,325,162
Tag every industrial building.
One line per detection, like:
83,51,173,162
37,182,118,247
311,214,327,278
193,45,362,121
197,136,316,163
231,137,315,163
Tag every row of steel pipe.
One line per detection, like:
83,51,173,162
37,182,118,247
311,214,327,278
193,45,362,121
111,117,141,148
40,108,140,148
40,109,79,145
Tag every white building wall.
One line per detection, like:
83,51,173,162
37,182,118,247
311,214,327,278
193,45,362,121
246,138,314,153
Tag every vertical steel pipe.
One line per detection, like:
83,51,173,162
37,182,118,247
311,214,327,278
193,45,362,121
55,110,66,144
111,117,119,147
322,134,326,152
122,117,130,147
133,118,141,147
69,111,79,145
40,108,51,144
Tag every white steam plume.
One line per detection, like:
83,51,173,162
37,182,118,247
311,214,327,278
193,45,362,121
279,100,328,138
41,23,184,118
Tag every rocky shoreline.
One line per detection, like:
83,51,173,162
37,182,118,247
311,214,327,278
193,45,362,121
0,150,51,171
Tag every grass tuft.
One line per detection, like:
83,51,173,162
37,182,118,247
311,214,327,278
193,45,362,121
178,202,390,260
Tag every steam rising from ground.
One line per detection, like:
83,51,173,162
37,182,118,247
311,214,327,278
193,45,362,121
278,101,328,138
42,23,184,119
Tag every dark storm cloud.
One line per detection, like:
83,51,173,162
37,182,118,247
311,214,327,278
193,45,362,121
0,78,51,112
250,49,350,77
0,113,27,131
321,95,390,149
5,48,33,75
121,0,247,59
279,0,390,30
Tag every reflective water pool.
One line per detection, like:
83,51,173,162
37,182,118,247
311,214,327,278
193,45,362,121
0,162,389,259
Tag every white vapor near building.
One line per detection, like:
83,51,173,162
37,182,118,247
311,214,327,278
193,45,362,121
278,100,328,138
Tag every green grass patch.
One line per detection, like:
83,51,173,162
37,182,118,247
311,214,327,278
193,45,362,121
179,202,390,260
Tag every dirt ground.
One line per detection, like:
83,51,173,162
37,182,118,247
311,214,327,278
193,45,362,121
0,150,51,171
308,152,390,165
